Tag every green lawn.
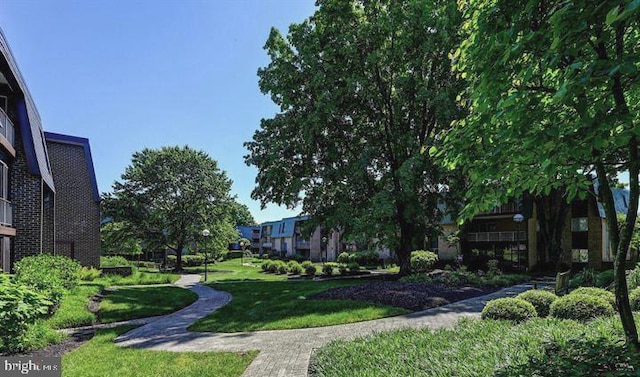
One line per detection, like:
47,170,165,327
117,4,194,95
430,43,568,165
184,258,290,282
189,279,409,332
98,286,198,323
310,315,640,376
62,326,257,377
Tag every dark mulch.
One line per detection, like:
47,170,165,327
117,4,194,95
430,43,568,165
309,281,500,311
13,330,95,358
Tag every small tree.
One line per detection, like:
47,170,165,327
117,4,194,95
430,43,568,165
103,146,237,271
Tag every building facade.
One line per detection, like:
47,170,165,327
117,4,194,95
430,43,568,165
0,28,100,272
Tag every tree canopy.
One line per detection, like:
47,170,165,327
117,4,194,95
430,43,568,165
229,201,257,226
245,0,465,274
438,0,640,348
102,146,238,271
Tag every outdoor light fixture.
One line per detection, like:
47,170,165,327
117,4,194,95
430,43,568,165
513,214,524,270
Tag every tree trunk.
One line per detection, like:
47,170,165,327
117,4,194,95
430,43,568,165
535,192,569,272
397,215,416,276
596,160,639,350
174,240,185,272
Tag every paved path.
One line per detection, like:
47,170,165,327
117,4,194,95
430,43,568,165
113,275,531,377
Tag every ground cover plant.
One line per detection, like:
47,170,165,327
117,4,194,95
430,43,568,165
310,315,640,376
186,258,288,282
62,326,257,377
189,279,409,332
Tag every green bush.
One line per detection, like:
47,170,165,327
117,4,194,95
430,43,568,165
595,269,615,288
261,260,272,272
486,259,501,276
268,261,281,273
570,287,616,310
347,262,360,272
569,267,596,288
410,250,438,273
337,252,350,264
100,255,131,267
13,254,81,306
481,298,537,322
630,287,640,311
78,266,102,281
628,264,640,290
549,294,615,322
305,264,317,276
0,279,52,353
516,290,558,317
338,264,349,275
224,250,244,260
349,250,380,266
322,263,337,276
287,261,303,275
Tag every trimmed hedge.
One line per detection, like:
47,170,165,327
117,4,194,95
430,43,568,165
410,250,438,273
287,261,303,275
570,287,616,310
516,290,558,318
481,298,537,323
100,255,131,267
549,294,615,322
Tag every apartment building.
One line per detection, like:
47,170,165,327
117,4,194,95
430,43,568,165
0,28,100,271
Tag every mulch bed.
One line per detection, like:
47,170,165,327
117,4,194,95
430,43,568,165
309,281,500,311
13,330,95,358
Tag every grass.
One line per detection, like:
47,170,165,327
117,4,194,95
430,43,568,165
184,258,290,282
46,271,189,329
310,315,640,376
189,279,409,332
62,326,257,377
98,286,198,323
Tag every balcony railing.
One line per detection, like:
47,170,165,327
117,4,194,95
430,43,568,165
296,241,311,249
466,231,526,242
262,242,272,248
0,108,15,147
0,198,12,227
478,203,518,215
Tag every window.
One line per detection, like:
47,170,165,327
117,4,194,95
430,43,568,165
572,249,589,263
571,218,588,232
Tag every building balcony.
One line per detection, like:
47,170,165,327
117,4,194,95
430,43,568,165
477,203,518,216
0,198,12,227
0,108,15,156
296,241,311,249
466,231,526,243
262,242,272,248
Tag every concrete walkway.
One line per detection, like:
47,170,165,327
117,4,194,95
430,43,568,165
113,275,531,377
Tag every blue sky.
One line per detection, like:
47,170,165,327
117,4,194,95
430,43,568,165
1,0,314,224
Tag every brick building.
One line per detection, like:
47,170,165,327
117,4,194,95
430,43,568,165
0,28,100,272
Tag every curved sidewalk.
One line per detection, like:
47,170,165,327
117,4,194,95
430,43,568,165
114,276,531,377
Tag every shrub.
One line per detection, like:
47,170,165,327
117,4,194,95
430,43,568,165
350,250,380,266
337,252,350,264
13,254,81,306
569,267,596,288
628,264,640,290
347,262,360,272
486,259,501,276
338,264,349,275
630,287,640,311
261,260,273,272
516,290,558,317
287,261,303,275
0,279,52,353
410,250,438,273
322,263,337,277
267,261,281,273
100,255,131,267
398,274,432,283
305,264,317,276
183,254,205,267
549,294,615,322
78,267,102,281
570,287,616,310
595,269,615,288
481,298,537,322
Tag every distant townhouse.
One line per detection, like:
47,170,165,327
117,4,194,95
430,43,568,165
436,183,633,272
0,28,100,272
231,225,260,253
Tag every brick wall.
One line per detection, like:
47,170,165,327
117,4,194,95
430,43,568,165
11,128,44,263
46,141,100,267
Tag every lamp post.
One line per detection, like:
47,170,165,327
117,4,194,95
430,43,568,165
239,240,246,266
202,229,210,281
322,236,327,264
513,214,524,271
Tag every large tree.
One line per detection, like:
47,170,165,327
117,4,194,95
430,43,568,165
229,201,257,226
440,1,640,348
245,0,464,275
102,146,237,271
